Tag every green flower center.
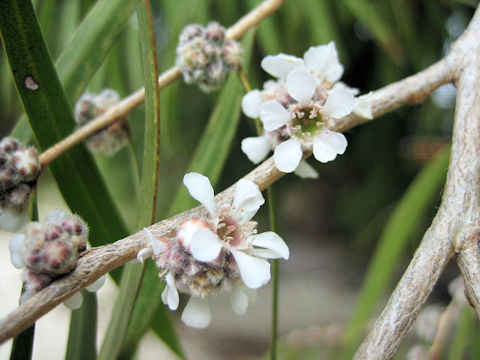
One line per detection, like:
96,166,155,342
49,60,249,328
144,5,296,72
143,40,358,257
290,106,324,140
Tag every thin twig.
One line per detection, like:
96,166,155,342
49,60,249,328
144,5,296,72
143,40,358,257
38,0,285,167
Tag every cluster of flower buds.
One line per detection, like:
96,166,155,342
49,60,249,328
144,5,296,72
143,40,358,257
74,89,130,155
176,22,243,92
9,210,88,303
138,172,289,328
241,42,373,177
0,137,41,232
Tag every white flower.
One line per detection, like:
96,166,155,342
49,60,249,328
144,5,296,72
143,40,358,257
240,42,373,173
139,172,289,328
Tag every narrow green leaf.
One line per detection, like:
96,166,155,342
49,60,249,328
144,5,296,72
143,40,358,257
342,0,405,64
247,0,281,54
447,306,475,360
11,0,135,144
100,1,170,359
342,147,450,356
0,0,128,270
121,29,256,359
65,291,98,360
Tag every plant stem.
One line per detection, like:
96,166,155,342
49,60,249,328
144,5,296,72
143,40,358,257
268,186,279,360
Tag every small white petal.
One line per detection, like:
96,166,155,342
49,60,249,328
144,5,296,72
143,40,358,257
304,42,343,82
247,248,283,259
286,70,317,105
273,139,302,173
323,87,355,119
231,250,270,289
143,228,166,255
251,231,289,260
161,273,179,310
86,275,106,292
231,285,249,316
231,179,265,224
9,234,26,268
353,92,374,119
242,90,262,118
294,160,319,179
241,136,271,164
181,296,211,328
259,100,290,131
0,205,28,232
64,292,83,310
312,131,347,163
318,131,348,154
190,228,222,262
183,172,216,217
261,54,304,79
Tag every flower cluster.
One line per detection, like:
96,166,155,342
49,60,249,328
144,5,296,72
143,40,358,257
9,210,89,304
176,22,243,92
241,42,373,176
0,137,41,232
74,89,130,155
138,172,289,328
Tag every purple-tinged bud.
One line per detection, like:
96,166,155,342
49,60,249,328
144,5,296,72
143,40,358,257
43,241,72,271
24,270,52,292
222,40,243,70
0,137,20,153
44,224,63,242
179,24,204,45
205,22,225,44
7,184,31,206
61,218,85,236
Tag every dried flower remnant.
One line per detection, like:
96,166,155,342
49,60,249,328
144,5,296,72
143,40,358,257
0,137,41,232
9,210,90,306
241,42,373,175
74,89,130,155
176,22,243,92
137,172,289,328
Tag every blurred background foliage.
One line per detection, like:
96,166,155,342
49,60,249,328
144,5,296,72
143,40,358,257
1,0,478,359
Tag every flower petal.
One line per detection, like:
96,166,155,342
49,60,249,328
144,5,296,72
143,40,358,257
231,178,265,224
312,131,347,163
251,232,289,259
231,285,249,316
304,42,343,82
181,296,211,328
241,136,271,164
64,292,83,310
162,272,179,310
9,234,26,268
259,100,290,131
190,228,222,262
143,227,166,255
86,275,106,292
322,86,355,119
183,172,216,217
286,70,317,105
318,130,348,154
242,90,262,118
273,139,302,173
261,54,304,79
294,160,319,179
231,250,271,289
